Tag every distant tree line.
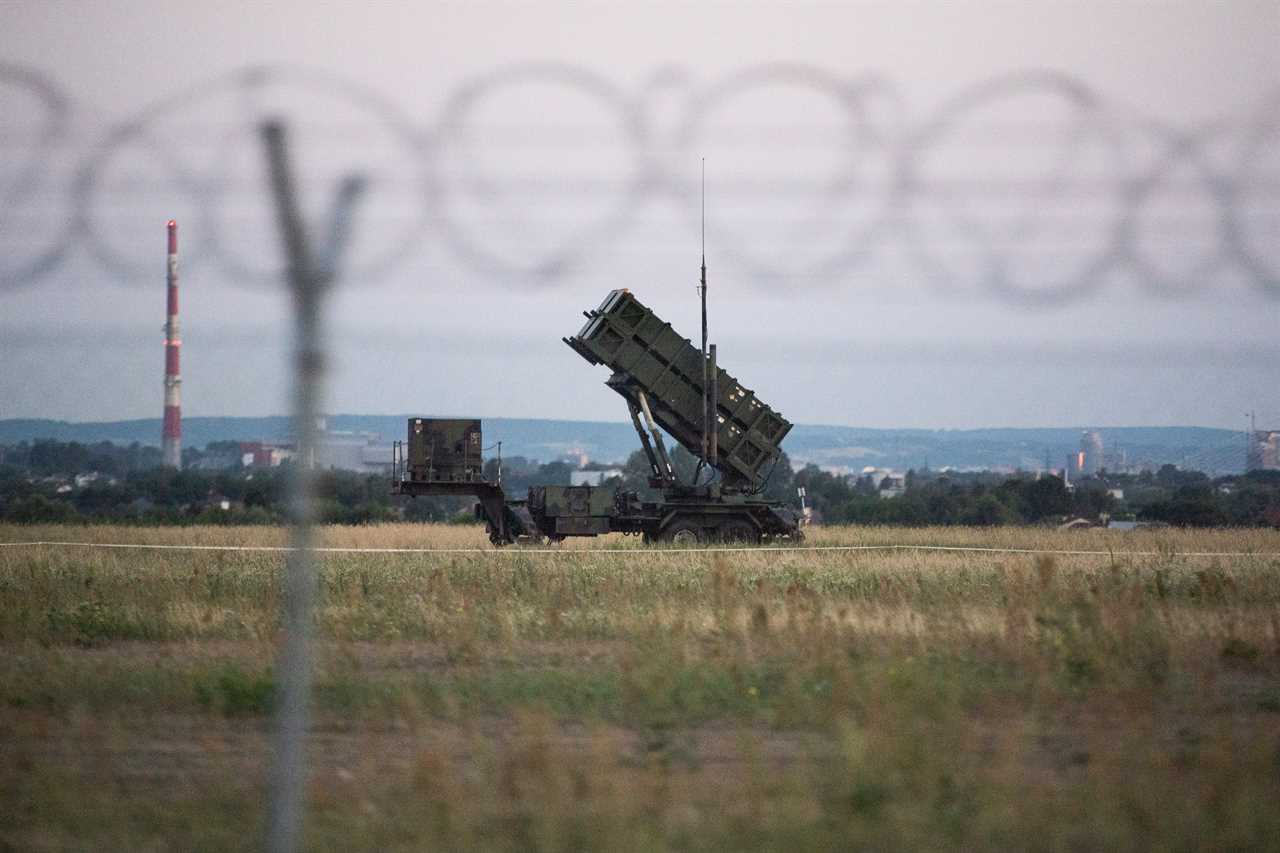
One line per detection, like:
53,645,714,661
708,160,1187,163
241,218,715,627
0,440,163,477
790,464,1280,528
2,439,1277,527
481,456,577,495
0,463,404,525
0,440,585,525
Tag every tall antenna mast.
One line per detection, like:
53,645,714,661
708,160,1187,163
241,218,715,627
699,159,710,471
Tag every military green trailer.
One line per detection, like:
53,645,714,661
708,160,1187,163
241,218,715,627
405,418,483,482
393,289,801,546
392,419,539,545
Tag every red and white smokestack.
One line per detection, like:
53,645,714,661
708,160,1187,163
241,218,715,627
161,220,182,468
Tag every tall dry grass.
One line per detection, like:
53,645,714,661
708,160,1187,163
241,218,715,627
5,520,1279,552
2,522,1279,850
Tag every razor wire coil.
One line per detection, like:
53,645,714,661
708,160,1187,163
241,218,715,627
2,62,1279,301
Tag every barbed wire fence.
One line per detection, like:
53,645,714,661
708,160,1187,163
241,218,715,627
1,62,1278,302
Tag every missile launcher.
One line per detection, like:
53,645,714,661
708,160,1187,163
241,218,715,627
394,289,801,546
565,289,790,492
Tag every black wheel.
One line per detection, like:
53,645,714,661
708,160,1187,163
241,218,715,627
661,520,704,546
717,519,760,544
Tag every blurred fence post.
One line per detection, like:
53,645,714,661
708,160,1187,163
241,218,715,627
260,119,364,853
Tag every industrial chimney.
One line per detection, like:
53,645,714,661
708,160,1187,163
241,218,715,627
161,220,182,468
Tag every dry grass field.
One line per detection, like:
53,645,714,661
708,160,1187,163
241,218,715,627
2,523,1279,851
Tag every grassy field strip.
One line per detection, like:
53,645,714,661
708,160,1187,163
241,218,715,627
4,522,1280,849
1,538,1277,558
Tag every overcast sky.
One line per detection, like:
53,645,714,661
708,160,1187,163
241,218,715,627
1,0,1277,431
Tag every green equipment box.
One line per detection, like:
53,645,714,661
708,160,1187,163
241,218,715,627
406,418,483,483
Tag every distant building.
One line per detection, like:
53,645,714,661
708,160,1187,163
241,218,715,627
1079,430,1104,476
191,447,244,470
314,430,393,474
570,469,622,487
239,423,393,474
878,475,906,499
851,467,907,498
236,435,393,473
561,448,591,469
1247,430,1280,472
240,441,294,468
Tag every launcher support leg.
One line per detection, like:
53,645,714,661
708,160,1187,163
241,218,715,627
628,401,662,482
637,391,677,487
393,480,515,545
474,486,511,545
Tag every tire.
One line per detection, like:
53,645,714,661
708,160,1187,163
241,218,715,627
661,520,704,546
717,519,760,544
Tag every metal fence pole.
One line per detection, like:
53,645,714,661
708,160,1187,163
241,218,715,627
260,119,364,853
